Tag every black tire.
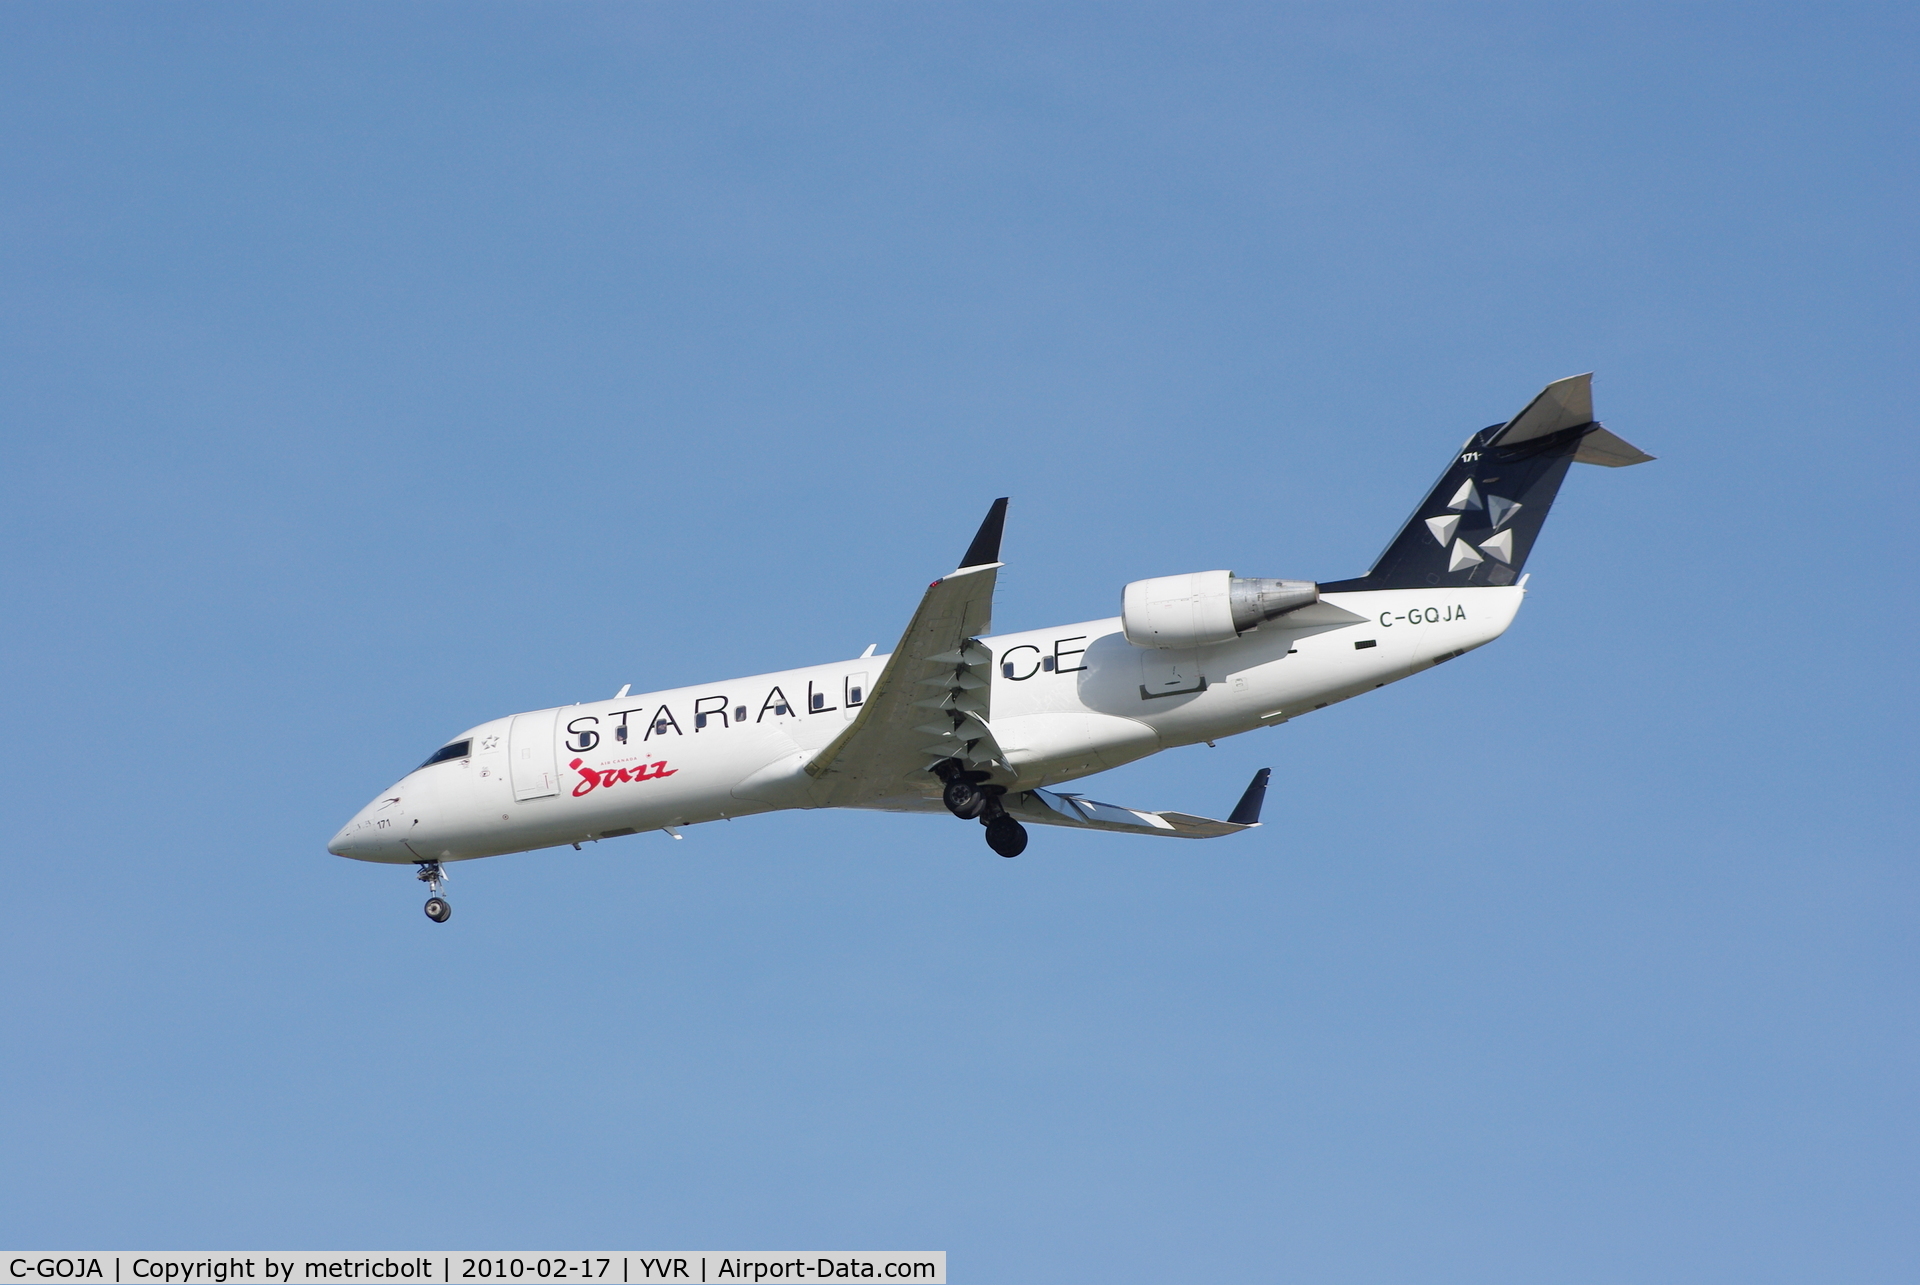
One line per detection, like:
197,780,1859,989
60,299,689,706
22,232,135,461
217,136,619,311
943,778,985,819
424,897,452,923
984,815,1028,858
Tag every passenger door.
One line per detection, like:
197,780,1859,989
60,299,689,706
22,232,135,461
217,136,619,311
509,708,560,800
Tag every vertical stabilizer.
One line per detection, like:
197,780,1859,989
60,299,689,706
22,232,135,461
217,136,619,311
1321,375,1651,592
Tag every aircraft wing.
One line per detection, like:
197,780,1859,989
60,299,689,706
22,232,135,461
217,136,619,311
999,768,1271,840
803,500,1010,807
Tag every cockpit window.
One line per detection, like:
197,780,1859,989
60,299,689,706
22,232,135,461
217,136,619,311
418,740,471,769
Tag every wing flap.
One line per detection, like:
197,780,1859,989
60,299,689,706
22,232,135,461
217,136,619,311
1002,771,1269,841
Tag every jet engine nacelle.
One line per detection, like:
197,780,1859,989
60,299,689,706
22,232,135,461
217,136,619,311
1121,570,1319,649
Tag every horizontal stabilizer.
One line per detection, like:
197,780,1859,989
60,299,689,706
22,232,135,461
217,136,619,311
1573,425,1655,467
1494,373,1594,446
1490,372,1651,465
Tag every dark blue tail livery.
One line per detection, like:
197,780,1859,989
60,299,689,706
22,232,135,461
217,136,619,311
1322,374,1652,593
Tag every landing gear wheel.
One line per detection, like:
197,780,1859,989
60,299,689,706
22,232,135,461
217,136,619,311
984,815,1028,858
943,778,986,819
416,861,451,922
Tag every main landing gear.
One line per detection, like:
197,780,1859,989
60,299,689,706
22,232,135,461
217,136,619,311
416,861,451,923
984,813,1028,858
934,760,1029,858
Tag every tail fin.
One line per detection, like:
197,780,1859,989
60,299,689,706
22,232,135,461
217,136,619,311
1321,374,1652,592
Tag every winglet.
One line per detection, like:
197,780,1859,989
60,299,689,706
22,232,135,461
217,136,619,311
1227,768,1270,826
958,498,1009,569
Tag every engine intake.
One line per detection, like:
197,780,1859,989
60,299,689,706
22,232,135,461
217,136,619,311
1122,570,1318,650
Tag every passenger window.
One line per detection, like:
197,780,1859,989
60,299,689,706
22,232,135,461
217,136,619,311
419,740,471,769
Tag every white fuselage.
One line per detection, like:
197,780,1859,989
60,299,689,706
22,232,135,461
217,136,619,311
329,586,1523,864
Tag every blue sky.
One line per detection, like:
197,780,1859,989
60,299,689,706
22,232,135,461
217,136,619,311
1,4,1914,1280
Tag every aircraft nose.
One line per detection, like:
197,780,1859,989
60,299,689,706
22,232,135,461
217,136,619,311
328,791,407,860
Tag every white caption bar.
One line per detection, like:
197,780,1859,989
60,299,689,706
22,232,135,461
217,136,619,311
1,1257,944,1285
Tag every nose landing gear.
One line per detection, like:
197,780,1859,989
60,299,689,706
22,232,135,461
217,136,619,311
416,861,451,923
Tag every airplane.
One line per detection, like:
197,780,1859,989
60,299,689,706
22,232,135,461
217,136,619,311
330,374,1652,922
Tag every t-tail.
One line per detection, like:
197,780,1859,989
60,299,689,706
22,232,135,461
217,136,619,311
1320,373,1653,593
